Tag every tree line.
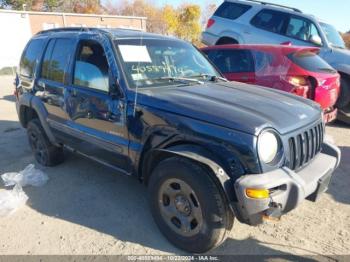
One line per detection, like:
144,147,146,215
0,0,217,45
342,32,350,49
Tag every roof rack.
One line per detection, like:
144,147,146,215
240,0,302,13
36,27,103,35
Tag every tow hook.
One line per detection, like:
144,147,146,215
263,202,283,222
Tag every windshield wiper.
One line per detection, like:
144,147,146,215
190,74,229,82
154,77,204,85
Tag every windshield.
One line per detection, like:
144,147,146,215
320,22,346,49
114,38,220,89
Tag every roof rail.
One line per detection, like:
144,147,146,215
36,27,103,35
240,0,302,13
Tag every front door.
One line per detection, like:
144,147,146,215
65,38,131,173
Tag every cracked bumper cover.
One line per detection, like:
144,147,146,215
234,142,341,225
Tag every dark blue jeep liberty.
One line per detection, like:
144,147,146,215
15,28,341,253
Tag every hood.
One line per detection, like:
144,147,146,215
331,47,350,57
326,48,350,74
137,82,322,135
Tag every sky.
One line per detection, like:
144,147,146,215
154,0,349,33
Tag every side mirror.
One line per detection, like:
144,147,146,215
108,69,122,98
310,35,323,46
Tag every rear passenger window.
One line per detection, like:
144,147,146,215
73,40,109,92
251,9,289,34
206,50,255,73
20,38,45,78
41,38,75,83
214,2,251,20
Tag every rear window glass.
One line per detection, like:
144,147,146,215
251,9,289,34
204,49,255,73
20,38,45,78
287,51,336,73
214,2,251,20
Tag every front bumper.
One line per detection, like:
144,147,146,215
323,107,337,123
234,142,341,225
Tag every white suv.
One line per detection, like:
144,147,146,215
202,0,350,123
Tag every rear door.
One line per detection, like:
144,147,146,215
204,49,256,83
64,37,131,172
249,9,291,44
36,38,76,128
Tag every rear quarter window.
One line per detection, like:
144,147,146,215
214,2,251,20
287,51,337,73
20,38,45,78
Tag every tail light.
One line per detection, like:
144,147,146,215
286,76,312,98
206,19,215,29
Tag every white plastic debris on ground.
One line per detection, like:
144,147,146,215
0,164,48,217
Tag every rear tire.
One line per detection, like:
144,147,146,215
216,37,238,45
27,119,64,166
148,157,233,253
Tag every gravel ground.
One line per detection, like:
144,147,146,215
0,75,349,257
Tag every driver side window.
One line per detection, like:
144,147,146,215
73,40,109,92
286,16,321,43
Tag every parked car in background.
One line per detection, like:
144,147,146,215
15,28,341,253
201,44,340,123
202,0,350,123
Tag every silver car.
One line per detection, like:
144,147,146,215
202,0,350,123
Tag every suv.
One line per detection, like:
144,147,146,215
15,28,340,253
202,0,350,123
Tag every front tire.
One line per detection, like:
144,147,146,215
336,77,350,109
27,119,64,166
148,157,233,253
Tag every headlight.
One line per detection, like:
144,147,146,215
258,130,279,164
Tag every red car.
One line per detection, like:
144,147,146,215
201,45,340,123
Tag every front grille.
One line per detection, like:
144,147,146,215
288,122,324,171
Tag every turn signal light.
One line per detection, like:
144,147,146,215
246,188,270,199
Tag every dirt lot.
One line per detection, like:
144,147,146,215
0,75,349,257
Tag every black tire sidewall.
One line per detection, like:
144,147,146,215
148,157,230,253
27,119,63,166
336,77,350,109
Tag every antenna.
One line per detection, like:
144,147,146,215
133,23,144,117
